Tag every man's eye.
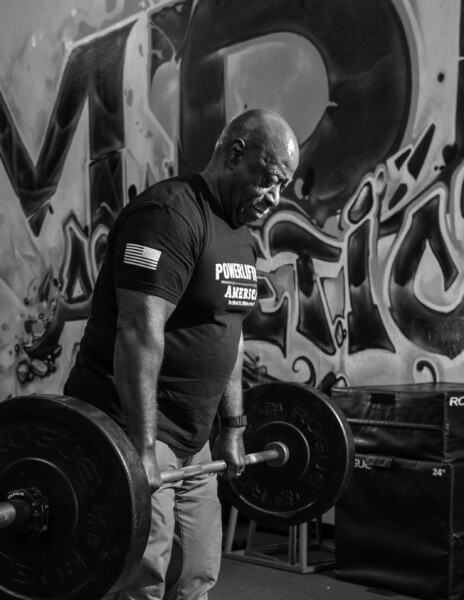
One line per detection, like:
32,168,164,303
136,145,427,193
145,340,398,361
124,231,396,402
267,177,281,188
276,179,290,192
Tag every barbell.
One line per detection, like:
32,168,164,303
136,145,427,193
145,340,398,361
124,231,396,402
0,443,289,528
0,382,355,600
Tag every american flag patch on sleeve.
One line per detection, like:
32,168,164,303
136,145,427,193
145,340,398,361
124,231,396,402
123,243,161,271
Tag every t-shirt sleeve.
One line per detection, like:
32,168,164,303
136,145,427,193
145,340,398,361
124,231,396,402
113,204,203,304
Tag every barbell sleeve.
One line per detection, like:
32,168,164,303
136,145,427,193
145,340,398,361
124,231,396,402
0,502,16,529
0,497,32,531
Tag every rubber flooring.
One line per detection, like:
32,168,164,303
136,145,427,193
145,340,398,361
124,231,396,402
210,521,420,600
210,559,420,600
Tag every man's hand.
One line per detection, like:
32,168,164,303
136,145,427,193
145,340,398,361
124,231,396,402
140,447,163,494
212,427,246,479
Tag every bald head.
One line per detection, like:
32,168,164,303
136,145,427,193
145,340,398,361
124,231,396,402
214,108,298,167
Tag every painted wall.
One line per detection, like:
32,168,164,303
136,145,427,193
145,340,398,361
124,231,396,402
0,0,462,400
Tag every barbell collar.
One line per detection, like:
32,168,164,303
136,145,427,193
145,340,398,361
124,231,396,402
0,488,49,536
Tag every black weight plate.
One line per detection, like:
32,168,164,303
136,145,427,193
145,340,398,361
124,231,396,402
0,394,151,600
219,382,355,527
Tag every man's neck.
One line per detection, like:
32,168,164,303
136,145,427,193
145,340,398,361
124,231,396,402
199,170,221,200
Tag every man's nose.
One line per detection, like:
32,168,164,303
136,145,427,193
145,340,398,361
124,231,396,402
265,186,280,207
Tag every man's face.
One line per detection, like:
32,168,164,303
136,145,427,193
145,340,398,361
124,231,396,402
225,136,299,228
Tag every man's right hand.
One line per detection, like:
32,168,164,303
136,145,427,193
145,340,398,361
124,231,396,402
140,447,162,493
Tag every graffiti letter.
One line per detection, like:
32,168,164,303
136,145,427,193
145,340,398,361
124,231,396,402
389,194,464,358
0,22,134,235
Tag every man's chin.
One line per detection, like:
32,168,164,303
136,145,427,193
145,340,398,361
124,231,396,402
240,205,268,225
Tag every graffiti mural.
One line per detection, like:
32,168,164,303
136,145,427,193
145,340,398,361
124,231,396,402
0,0,462,399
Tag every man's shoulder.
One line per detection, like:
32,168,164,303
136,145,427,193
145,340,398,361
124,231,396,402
135,175,198,208
115,175,206,234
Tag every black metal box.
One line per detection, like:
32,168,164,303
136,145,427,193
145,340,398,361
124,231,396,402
331,383,464,462
335,454,464,600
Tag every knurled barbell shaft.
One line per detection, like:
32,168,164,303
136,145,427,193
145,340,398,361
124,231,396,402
0,441,289,531
160,442,289,484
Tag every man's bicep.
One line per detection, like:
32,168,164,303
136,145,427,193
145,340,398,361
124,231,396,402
114,289,174,391
116,288,175,334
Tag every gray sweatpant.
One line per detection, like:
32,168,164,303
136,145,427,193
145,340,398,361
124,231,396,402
106,441,222,600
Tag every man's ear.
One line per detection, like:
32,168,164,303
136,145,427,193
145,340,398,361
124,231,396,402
227,138,246,168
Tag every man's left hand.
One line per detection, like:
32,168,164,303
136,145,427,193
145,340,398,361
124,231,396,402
212,427,246,479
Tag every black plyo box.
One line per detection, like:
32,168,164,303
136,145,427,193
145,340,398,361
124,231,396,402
331,383,464,462
335,454,464,600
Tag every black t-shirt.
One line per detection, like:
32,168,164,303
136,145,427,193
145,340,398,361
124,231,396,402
65,174,257,451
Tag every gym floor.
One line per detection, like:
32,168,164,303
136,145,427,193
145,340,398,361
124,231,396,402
210,520,420,600
211,559,419,600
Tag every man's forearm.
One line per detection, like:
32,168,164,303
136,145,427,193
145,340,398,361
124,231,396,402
114,325,162,454
218,333,245,419
212,333,247,477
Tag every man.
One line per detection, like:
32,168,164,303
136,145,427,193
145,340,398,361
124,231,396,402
65,108,299,599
